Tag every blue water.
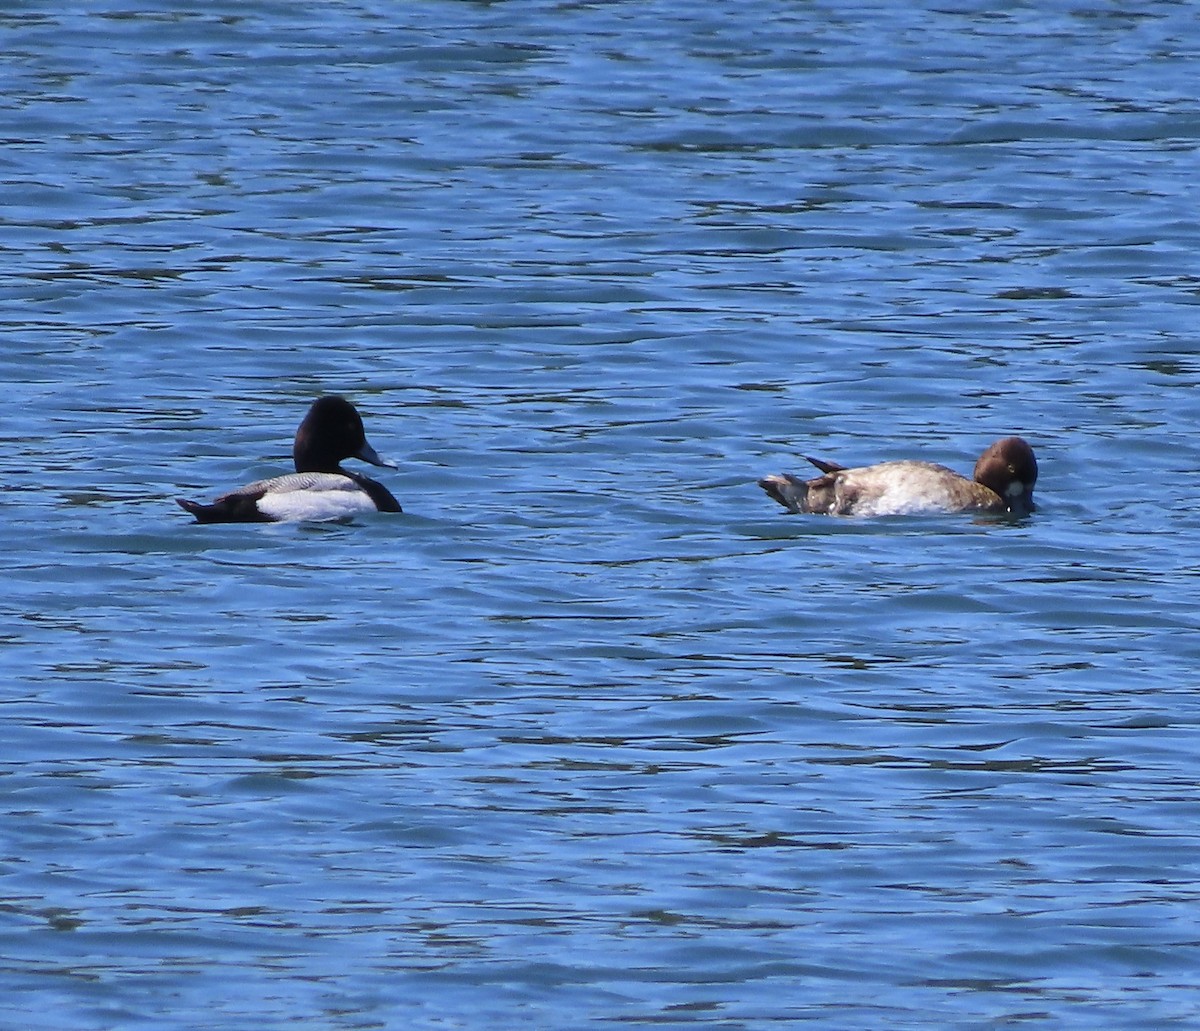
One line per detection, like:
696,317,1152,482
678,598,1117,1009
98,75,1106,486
4,1,1200,1028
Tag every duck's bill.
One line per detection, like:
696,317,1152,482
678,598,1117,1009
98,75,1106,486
1008,491,1036,515
355,441,397,469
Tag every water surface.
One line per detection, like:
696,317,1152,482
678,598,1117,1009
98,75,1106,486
4,2,1200,1028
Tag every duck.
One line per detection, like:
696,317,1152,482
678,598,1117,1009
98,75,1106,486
177,396,402,523
759,436,1036,517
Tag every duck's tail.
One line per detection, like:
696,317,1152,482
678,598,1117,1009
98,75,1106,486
804,455,845,474
758,474,807,513
176,495,270,523
176,498,223,523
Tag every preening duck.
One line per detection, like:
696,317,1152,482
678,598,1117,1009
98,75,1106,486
759,437,1037,517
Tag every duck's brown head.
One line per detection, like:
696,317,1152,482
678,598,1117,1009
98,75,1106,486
974,437,1037,515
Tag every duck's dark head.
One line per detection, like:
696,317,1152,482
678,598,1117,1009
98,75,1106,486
293,395,395,473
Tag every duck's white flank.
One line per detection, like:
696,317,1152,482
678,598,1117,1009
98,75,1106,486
254,473,380,522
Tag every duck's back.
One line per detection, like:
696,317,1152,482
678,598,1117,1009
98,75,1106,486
838,461,1004,516
762,460,1004,516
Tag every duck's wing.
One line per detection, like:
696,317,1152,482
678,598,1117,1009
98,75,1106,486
229,472,357,497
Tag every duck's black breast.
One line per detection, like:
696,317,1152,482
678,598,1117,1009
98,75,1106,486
344,471,402,513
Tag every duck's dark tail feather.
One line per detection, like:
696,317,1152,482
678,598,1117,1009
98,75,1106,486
758,474,807,513
804,455,845,474
176,498,209,521
176,495,271,524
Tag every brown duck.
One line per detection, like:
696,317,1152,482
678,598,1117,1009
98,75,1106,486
759,437,1037,517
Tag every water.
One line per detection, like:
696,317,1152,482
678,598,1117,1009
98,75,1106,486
4,1,1200,1027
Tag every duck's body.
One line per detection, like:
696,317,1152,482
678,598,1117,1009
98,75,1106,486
177,396,402,524
759,437,1036,517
